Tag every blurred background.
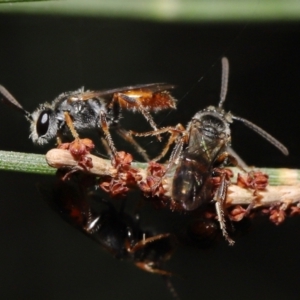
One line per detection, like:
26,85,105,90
0,1,300,299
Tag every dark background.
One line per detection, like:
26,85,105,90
0,12,300,300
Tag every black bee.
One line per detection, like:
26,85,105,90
0,83,176,160
135,57,288,245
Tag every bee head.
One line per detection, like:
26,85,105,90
192,106,232,142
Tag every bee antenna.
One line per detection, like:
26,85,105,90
0,85,32,121
232,115,289,155
218,57,229,108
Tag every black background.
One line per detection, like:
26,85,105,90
0,12,300,300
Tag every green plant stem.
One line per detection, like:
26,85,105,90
0,150,55,175
0,0,300,22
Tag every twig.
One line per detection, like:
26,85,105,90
45,148,300,210
46,148,117,177
1,148,299,212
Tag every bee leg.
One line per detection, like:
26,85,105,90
154,125,187,189
213,171,235,246
134,262,173,276
99,110,117,158
56,135,62,146
216,152,262,219
216,151,247,172
107,99,149,160
154,124,186,162
115,127,150,162
130,123,186,162
128,233,174,276
134,125,187,197
99,136,112,157
153,133,178,162
116,93,162,141
130,124,183,138
128,233,171,253
61,112,95,171
63,111,80,138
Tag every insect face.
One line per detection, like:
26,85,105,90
188,106,232,159
17,88,108,145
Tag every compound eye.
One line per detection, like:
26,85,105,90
36,110,51,136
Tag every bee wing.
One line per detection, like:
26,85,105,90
93,83,176,97
68,83,176,111
187,125,206,155
69,91,103,101
95,83,177,111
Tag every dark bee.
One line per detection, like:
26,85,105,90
0,83,176,160
135,57,288,245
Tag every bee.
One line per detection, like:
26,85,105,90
135,57,288,245
0,83,176,160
